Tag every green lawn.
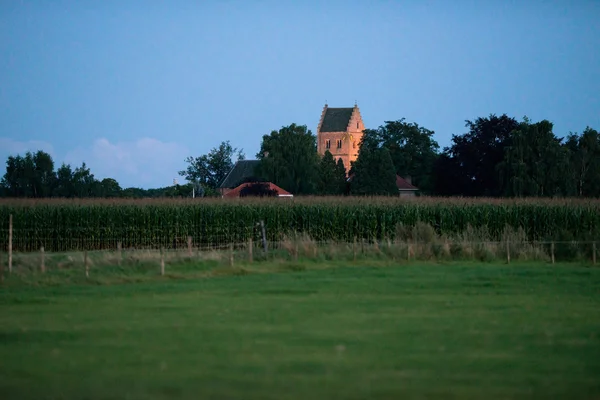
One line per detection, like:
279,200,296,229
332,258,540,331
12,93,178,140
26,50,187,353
1,262,599,399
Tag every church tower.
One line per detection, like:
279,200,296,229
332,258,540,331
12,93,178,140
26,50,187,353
316,103,365,174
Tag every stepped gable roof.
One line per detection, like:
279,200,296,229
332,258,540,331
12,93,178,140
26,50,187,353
319,107,354,132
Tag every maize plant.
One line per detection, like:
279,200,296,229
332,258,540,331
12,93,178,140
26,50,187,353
0,197,598,252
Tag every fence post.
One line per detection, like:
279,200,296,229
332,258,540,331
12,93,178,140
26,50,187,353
506,240,511,264
8,214,12,274
40,246,45,273
260,221,268,253
84,250,89,278
229,244,234,267
407,241,412,261
248,238,253,263
117,242,122,266
187,236,193,257
551,242,555,264
160,247,165,276
294,242,299,262
353,237,357,262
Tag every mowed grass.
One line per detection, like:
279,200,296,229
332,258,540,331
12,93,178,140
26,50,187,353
1,262,599,399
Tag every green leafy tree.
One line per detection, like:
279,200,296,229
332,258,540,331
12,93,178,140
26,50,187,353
72,162,98,198
255,123,320,195
53,163,75,197
360,119,439,193
433,114,520,196
97,178,122,198
318,151,341,195
335,158,348,194
351,147,397,196
1,150,56,197
179,141,244,189
498,117,570,197
564,127,600,197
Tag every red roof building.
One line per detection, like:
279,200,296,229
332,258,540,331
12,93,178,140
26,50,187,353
223,182,293,198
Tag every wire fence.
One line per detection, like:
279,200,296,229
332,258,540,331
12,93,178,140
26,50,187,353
1,214,599,279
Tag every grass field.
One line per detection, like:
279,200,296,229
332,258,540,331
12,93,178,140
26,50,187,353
1,261,600,399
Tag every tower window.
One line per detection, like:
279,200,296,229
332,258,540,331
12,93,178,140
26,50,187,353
353,141,356,149
357,122,359,129
337,139,342,149
325,140,331,149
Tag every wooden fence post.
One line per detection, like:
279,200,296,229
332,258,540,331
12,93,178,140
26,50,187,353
40,246,45,273
117,242,122,266
84,250,89,278
8,214,12,274
551,242,555,264
506,240,511,264
248,238,253,263
353,237,357,262
260,221,268,253
160,248,165,276
294,242,299,262
229,244,234,267
187,236,193,257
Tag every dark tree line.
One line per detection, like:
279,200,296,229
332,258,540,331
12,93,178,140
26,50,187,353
2,114,598,198
0,150,193,199
433,115,600,198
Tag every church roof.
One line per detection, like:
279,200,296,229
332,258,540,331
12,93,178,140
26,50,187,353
319,108,354,132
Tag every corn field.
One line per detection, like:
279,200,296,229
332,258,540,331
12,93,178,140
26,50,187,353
1,197,599,252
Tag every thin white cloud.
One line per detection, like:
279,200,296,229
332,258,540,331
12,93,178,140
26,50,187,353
0,136,189,188
64,137,188,188
0,138,56,159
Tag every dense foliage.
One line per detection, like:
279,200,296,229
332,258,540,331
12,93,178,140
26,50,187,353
1,116,598,199
1,198,598,252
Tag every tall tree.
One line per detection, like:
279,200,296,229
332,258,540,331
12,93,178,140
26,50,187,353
565,127,600,197
351,147,397,196
255,123,320,195
53,163,75,197
1,150,56,197
434,114,520,196
498,118,570,197
318,150,346,195
72,162,98,198
360,119,439,193
179,140,244,190
334,158,348,195
97,178,122,198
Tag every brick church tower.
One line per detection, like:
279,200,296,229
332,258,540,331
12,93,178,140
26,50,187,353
316,103,365,174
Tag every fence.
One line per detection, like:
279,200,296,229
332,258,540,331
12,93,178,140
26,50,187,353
1,215,598,279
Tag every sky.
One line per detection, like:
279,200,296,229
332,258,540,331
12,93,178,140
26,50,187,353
1,0,599,189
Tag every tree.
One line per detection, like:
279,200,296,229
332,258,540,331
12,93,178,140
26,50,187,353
498,117,570,197
360,119,439,193
335,158,348,195
97,178,122,198
72,162,98,197
179,141,244,190
317,150,346,195
565,127,600,197
255,123,320,195
434,114,520,196
53,163,75,197
351,147,397,196
0,150,56,197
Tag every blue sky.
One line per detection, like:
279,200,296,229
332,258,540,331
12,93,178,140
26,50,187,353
1,0,599,189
